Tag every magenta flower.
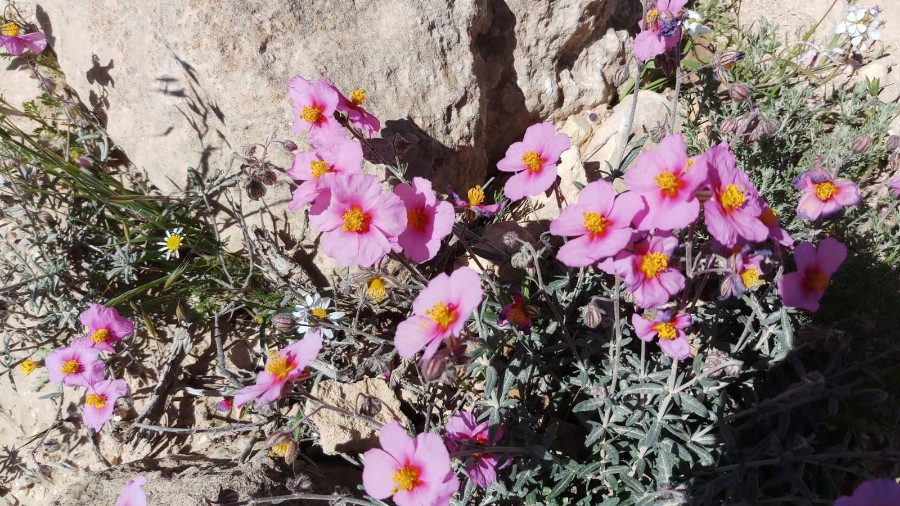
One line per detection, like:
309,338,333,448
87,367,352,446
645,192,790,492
445,411,505,488
632,310,692,361
115,476,148,506
758,205,794,249
625,134,708,231
216,398,233,412
394,177,455,264
83,378,127,432
335,87,381,137
288,76,340,143
794,171,861,220
0,22,47,56
233,332,322,408
449,185,505,218
550,181,645,267
79,303,134,353
286,137,364,214
835,479,900,506
309,173,407,267
613,233,685,309
633,0,688,62
363,421,459,506
497,122,571,201
395,267,484,361
45,339,104,387
702,143,768,247
498,293,532,332
720,247,766,299
777,237,846,312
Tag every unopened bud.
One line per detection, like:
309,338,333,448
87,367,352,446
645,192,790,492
422,349,449,382
719,117,738,135
272,313,297,332
886,135,900,152
756,117,777,138
729,83,751,102
260,168,278,186
889,150,900,170
281,140,298,152
510,250,530,270
613,63,631,87
265,431,293,448
851,134,871,155
502,230,521,249
245,179,267,200
581,298,605,329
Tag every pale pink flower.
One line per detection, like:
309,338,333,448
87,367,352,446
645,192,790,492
233,332,322,408
83,378,127,432
449,185,505,218
45,339,104,387
625,134,708,231
288,76,340,144
634,0,689,62
550,181,645,267
720,247,767,299
394,177,455,264
631,310,692,361
395,267,483,361
702,142,768,247
445,411,505,488
0,22,47,55
794,171,861,220
613,233,684,309
835,478,900,506
335,87,381,137
777,237,846,312
497,122,571,201
115,476,148,506
363,421,459,506
309,173,407,267
286,137,364,214
79,303,134,353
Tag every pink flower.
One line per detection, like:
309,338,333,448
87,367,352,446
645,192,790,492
550,181,645,267
394,177,455,264
890,176,900,196
777,237,846,312
336,87,381,137
115,476,148,506
497,122,571,201
702,143,768,247
449,185,505,218
445,412,505,488
45,339,104,387
216,398,233,412
309,173,407,267
758,205,794,249
286,137,364,214
498,292,532,332
625,134,708,231
363,421,459,506
233,332,322,408
631,310,693,361
613,233,685,309
0,22,47,56
835,479,900,506
79,303,134,353
633,0,688,62
288,76,340,144
720,247,767,299
83,379,127,432
395,267,484,361
794,171,861,220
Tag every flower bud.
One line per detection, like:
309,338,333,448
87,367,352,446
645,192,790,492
510,250,530,270
265,431,293,448
245,179,267,200
581,298,605,329
885,135,900,152
272,313,297,332
502,230,521,249
260,168,278,186
888,150,900,170
281,140,298,152
422,349,450,382
729,83,751,102
613,63,631,87
850,134,871,155
719,117,738,135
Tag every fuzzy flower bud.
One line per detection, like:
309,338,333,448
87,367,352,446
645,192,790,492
281,140,298,152
245,179,267,200
422,349,450,382
886,135,900,152
850,134,871,155
702,348,742,378
271,313,298,332
729,83,751,102
613,63,631,87
719,117,738,135
580,297,605,329
889,150,900,170
502,230,521,249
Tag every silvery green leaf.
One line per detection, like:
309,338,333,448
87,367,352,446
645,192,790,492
678,394,710,418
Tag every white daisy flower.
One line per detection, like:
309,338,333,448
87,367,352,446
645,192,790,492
158,227,184,260
836,6,882,50
293,292,346,339
683,10,712,38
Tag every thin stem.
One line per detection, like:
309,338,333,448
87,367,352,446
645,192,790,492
129,421,266,434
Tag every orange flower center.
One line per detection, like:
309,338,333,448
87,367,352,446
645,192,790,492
522,150,543,173
350,89,366,106
740,267,760,289
653,321,677,340
406,208,428,231
342,206,372,233
391,464,422,493
91,328,110,344
301,105,324,125
506,304,528,327
814,181,838,201
61,359,82,375
582,212,610,238
86,393,107,409
654,171,680,196
720,184,746,211
640,252,670,279
759,208,778,227
265,354,297,381
310,160,333,180
467,185,485,206
803,269,830,292
426,302,458,331
1,22,20,37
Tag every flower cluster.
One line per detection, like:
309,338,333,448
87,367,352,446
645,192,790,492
836,5,882,50
43,304,134,432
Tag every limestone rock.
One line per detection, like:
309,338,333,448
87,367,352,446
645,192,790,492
305,378,408,455
738,0,849,41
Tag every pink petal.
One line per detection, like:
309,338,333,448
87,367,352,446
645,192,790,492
633,30,666,62
115,476,148,506
395,316,442,359
631,313,657,342
658,336,693,361
815,237,847,275
777,271,821,311
362,448,400,499
497,142,528,173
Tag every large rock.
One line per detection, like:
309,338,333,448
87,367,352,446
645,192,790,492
30,0,634,199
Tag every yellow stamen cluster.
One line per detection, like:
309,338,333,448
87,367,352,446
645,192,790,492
646,8,660,26
1,22,20,37
301,105,323,124
467,185,485,206
342,206,372,233
166,234,182,253
406,208,428,231
740,267,761,289
86,393,107,409
640,252,670,279
368,277,387,303
653,321,677,340
654,171,679,196
684,158,696,172
814,181,838,201
521,151,543,173
582,212,610,238
21,359,37,376
426,302,458,331
265,354,296,381
61,359,81,375
91,328,111,344
391,464,422,493
310,160,332,180
720,184,746,211
759,208,778,227
311,307,328,319
350,89,366,106
269,441,291,457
